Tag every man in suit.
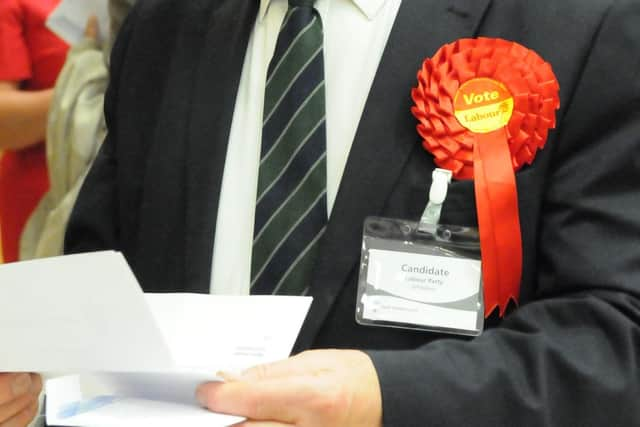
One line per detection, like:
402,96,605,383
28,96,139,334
20,0,634,425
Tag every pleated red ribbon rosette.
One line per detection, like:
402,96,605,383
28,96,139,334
411,37,560,317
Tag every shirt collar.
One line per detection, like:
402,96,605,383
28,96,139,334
258,0,388,22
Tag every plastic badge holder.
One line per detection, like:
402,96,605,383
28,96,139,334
356,217,484,336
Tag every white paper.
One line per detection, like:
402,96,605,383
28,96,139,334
46,374,244,427
145,293,312,373
0,251,174,373
46,0,110,45
0,251,312,426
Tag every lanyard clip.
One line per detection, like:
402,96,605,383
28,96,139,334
418,168,452,233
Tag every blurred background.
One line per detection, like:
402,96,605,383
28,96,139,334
0,0,133,265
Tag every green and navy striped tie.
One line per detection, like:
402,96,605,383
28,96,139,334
251,0,327,295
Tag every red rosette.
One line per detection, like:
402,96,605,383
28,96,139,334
411,37,560,317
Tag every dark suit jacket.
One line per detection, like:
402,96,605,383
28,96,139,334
66,0,640,425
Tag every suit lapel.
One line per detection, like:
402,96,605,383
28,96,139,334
183,0,259,292
296,0,492,349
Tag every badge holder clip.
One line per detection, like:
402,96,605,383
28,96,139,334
356,169,484,336
419,169,452,234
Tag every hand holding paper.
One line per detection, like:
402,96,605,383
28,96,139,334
84,15,100,41
0,373,41,427
196,350,383,427
46,0,110,45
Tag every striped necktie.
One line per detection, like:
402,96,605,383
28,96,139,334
251,1,327,295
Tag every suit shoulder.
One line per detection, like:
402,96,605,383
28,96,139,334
488,0,616,28
132,0,226,24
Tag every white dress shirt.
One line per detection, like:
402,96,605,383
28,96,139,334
210,0,401,294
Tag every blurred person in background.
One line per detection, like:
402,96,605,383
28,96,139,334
20,0,135,261
0,216,4,262
0,0,69,263
19,15,107,261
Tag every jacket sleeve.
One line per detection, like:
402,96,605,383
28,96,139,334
368,2,640,426
64,5,139,255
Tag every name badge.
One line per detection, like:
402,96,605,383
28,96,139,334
356,217,484,336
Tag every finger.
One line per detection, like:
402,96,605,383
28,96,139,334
233,421,293,427
0,374,40,423
0,400,39,427
84,15,99,39
231,351,327,382
218,371,243,382
235,360,300,382
28,375,42,396
0,374,32,403
0,392,37,424
197,377,321,423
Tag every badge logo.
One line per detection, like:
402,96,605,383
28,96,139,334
454,78,514,133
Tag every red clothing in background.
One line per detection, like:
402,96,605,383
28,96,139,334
0,0,68,262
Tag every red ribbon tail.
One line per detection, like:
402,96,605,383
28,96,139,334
473,129,523,317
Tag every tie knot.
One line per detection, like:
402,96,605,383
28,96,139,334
289,0,315,7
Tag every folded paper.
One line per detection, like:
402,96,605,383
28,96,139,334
0,251,312,426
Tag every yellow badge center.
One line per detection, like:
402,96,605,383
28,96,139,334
454,78,514,134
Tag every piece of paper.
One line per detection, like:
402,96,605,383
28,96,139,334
0,251,312,426
46,0,110,45
46,374,244,427
0,251,174,373
145,293,313,373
